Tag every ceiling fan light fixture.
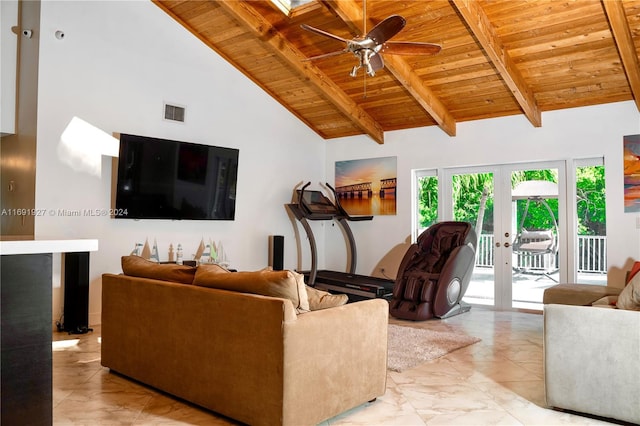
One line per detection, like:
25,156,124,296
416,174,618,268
301,14,440,78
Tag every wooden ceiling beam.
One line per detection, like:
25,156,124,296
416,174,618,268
215,0,385,144
321,0,457,137
451,0,542,127
602,0,640,111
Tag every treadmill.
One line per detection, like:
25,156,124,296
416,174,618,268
286,182,394,302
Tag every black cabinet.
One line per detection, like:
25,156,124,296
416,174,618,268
1,253,53,425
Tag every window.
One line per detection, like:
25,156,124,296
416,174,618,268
270,0,314,15
575,158,607,283
414,169,438,238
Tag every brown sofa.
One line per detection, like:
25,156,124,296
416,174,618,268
101,268,388,426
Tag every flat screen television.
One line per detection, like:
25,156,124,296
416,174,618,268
114,133,239,220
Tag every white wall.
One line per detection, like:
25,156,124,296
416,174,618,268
35,1,325,326
325,102,640,281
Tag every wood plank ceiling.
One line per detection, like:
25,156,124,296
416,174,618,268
154,0,640,144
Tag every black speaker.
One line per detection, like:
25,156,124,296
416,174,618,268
269,235,284,271
62,252,92,334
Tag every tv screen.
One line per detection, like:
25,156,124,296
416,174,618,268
114,133,239,220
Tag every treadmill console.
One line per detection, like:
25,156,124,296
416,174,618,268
297,190,339,216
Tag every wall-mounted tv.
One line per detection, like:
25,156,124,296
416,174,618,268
114,133,239,220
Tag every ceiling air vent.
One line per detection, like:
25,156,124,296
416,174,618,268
164,103,185,123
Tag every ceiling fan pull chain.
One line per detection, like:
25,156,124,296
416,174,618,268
363,73,367,98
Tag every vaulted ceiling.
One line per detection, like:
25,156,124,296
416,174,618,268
154,0,640,144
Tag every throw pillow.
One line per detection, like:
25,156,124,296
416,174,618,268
195,263,232,277
306,285,349,310
626,261,640,283
121,256,196,284
617,270,640,311
193,268,310,313
591,296,618,308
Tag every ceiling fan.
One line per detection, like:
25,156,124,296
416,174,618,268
301,14,441,77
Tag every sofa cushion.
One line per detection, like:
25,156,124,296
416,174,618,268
195,263,231,275
121,255,196,284
194,266,310,313
306,285,348,310
617,271,640,310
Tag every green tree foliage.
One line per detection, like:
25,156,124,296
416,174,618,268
418,167,605,235
452,173,494,232
512,170,558,233
418,176,438,228
576,165,606,235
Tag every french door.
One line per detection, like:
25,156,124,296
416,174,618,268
442,161,566,310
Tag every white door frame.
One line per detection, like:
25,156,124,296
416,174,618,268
442,160,567,310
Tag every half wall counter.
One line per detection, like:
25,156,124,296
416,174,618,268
0,238,98,425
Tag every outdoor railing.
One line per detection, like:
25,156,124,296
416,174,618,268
475,234,606,274
475,233,494,268
576,235,607,273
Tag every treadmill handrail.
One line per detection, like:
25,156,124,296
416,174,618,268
285,204,319,285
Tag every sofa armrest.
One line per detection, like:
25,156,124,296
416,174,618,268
544,304,640,424
281,298,388,425
543,283,622,305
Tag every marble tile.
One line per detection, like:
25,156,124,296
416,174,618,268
51,310,611,425
135,393,236,425
326,375,425,425
419,409,524,425
399,382,505,414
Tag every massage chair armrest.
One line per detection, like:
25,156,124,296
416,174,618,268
433,243,476,316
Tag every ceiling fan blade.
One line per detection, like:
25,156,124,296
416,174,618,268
300,24,348,44
381,41,442,56
366,15,406,45
303,49,349,61
370,52,384,71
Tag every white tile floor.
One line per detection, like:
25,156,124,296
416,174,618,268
53,308,616,425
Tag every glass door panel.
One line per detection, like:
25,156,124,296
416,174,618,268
448,170,497,307
510,168,561,309
443,162,566,311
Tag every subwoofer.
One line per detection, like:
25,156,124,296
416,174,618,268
62,252,92,334
269,235,284,271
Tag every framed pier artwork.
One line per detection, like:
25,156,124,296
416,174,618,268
335,156,397,216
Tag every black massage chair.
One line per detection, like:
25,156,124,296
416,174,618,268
389,221,477,320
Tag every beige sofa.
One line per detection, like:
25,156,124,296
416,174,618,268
543,273,640,424
544,300,640,424
101,264,388,426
